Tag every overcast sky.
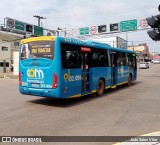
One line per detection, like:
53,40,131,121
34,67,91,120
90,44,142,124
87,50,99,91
0,0,160,52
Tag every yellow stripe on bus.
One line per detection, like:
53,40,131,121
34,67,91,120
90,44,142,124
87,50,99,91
21,36,56,44
106,86,110,89
69,90,97,98
92,90,97,93
68,94,81,98
111,86,116,89
117,81,128,86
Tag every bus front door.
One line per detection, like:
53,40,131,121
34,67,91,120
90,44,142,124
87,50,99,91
81,53,90,95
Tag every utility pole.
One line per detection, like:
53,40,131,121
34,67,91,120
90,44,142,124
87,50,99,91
132,41,134,51
33,15,46,27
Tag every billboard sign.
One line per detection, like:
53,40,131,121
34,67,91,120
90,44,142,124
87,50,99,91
5,17,43,36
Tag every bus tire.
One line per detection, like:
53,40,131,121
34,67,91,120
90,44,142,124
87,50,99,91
128,75,132,86
97,79,105,96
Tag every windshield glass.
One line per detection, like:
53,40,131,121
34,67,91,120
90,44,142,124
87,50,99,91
20,41,54,60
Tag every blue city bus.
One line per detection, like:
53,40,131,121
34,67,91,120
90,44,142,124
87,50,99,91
19,36,137,98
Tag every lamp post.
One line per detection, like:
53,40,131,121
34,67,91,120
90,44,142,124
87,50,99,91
57,27,67,37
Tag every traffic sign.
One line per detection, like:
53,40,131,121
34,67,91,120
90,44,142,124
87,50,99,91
6,18,15,28
98,25,107,33
15,21,25,31
26,24,33,33
34,25,43,36
90,26,97,34
5,17,44,36
110,23,119,32
79,27,89,35
139,19,148,28
120,19,137,32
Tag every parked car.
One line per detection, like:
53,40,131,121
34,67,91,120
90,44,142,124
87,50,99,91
139,62,149,69
153,60,160,64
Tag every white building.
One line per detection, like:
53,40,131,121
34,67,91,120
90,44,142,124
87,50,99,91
0,29,23,73
150,52,159,56
0,40,12,72
90,36,128,49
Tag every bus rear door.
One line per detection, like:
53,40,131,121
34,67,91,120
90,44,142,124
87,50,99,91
81,47,91,95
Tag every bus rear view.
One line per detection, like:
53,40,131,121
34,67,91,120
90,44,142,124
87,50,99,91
19,36,137,99
19,36,60,98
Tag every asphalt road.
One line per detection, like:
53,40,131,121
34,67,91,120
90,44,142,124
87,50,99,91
0,63,160,145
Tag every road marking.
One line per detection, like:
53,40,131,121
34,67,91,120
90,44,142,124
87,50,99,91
141,131,160,136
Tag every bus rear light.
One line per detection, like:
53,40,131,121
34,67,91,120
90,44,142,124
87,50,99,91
19,72,22,86
52,73,58,88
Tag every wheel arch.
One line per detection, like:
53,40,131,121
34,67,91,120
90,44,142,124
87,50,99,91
99,77,106,86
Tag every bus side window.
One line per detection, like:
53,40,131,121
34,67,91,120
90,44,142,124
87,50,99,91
73,52,79,68
99,50,108,67
92,51,99,67
116,57,121,66
68,53,74,68
116,52,127,66
123,53,127,66
128,53,132,66
61,43,81,69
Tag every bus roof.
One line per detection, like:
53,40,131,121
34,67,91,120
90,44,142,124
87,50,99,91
21,36,56,44
21,36,135,54
58,36,135,54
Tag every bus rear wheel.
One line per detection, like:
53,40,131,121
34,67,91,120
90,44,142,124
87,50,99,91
128,75,132,86
97,79,105,96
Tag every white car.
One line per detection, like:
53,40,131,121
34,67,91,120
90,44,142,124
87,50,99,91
139,62,149,69
153,60,160,64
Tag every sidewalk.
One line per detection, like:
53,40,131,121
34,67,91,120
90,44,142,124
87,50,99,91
0,72,18,79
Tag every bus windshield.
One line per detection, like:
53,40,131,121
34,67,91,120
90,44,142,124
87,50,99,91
20,41,54,60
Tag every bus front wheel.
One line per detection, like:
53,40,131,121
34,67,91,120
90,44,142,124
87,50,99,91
97,79,105,96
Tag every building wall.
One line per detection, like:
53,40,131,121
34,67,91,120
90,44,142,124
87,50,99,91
128,45,145,52
128,43,150,61
0,39,20,73
0,40,11,72
13,51,19,75
0,30,23,73
150,52,159,56
91,36,127,49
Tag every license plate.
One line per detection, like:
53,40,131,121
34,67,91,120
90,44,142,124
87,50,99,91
32,83,39,87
